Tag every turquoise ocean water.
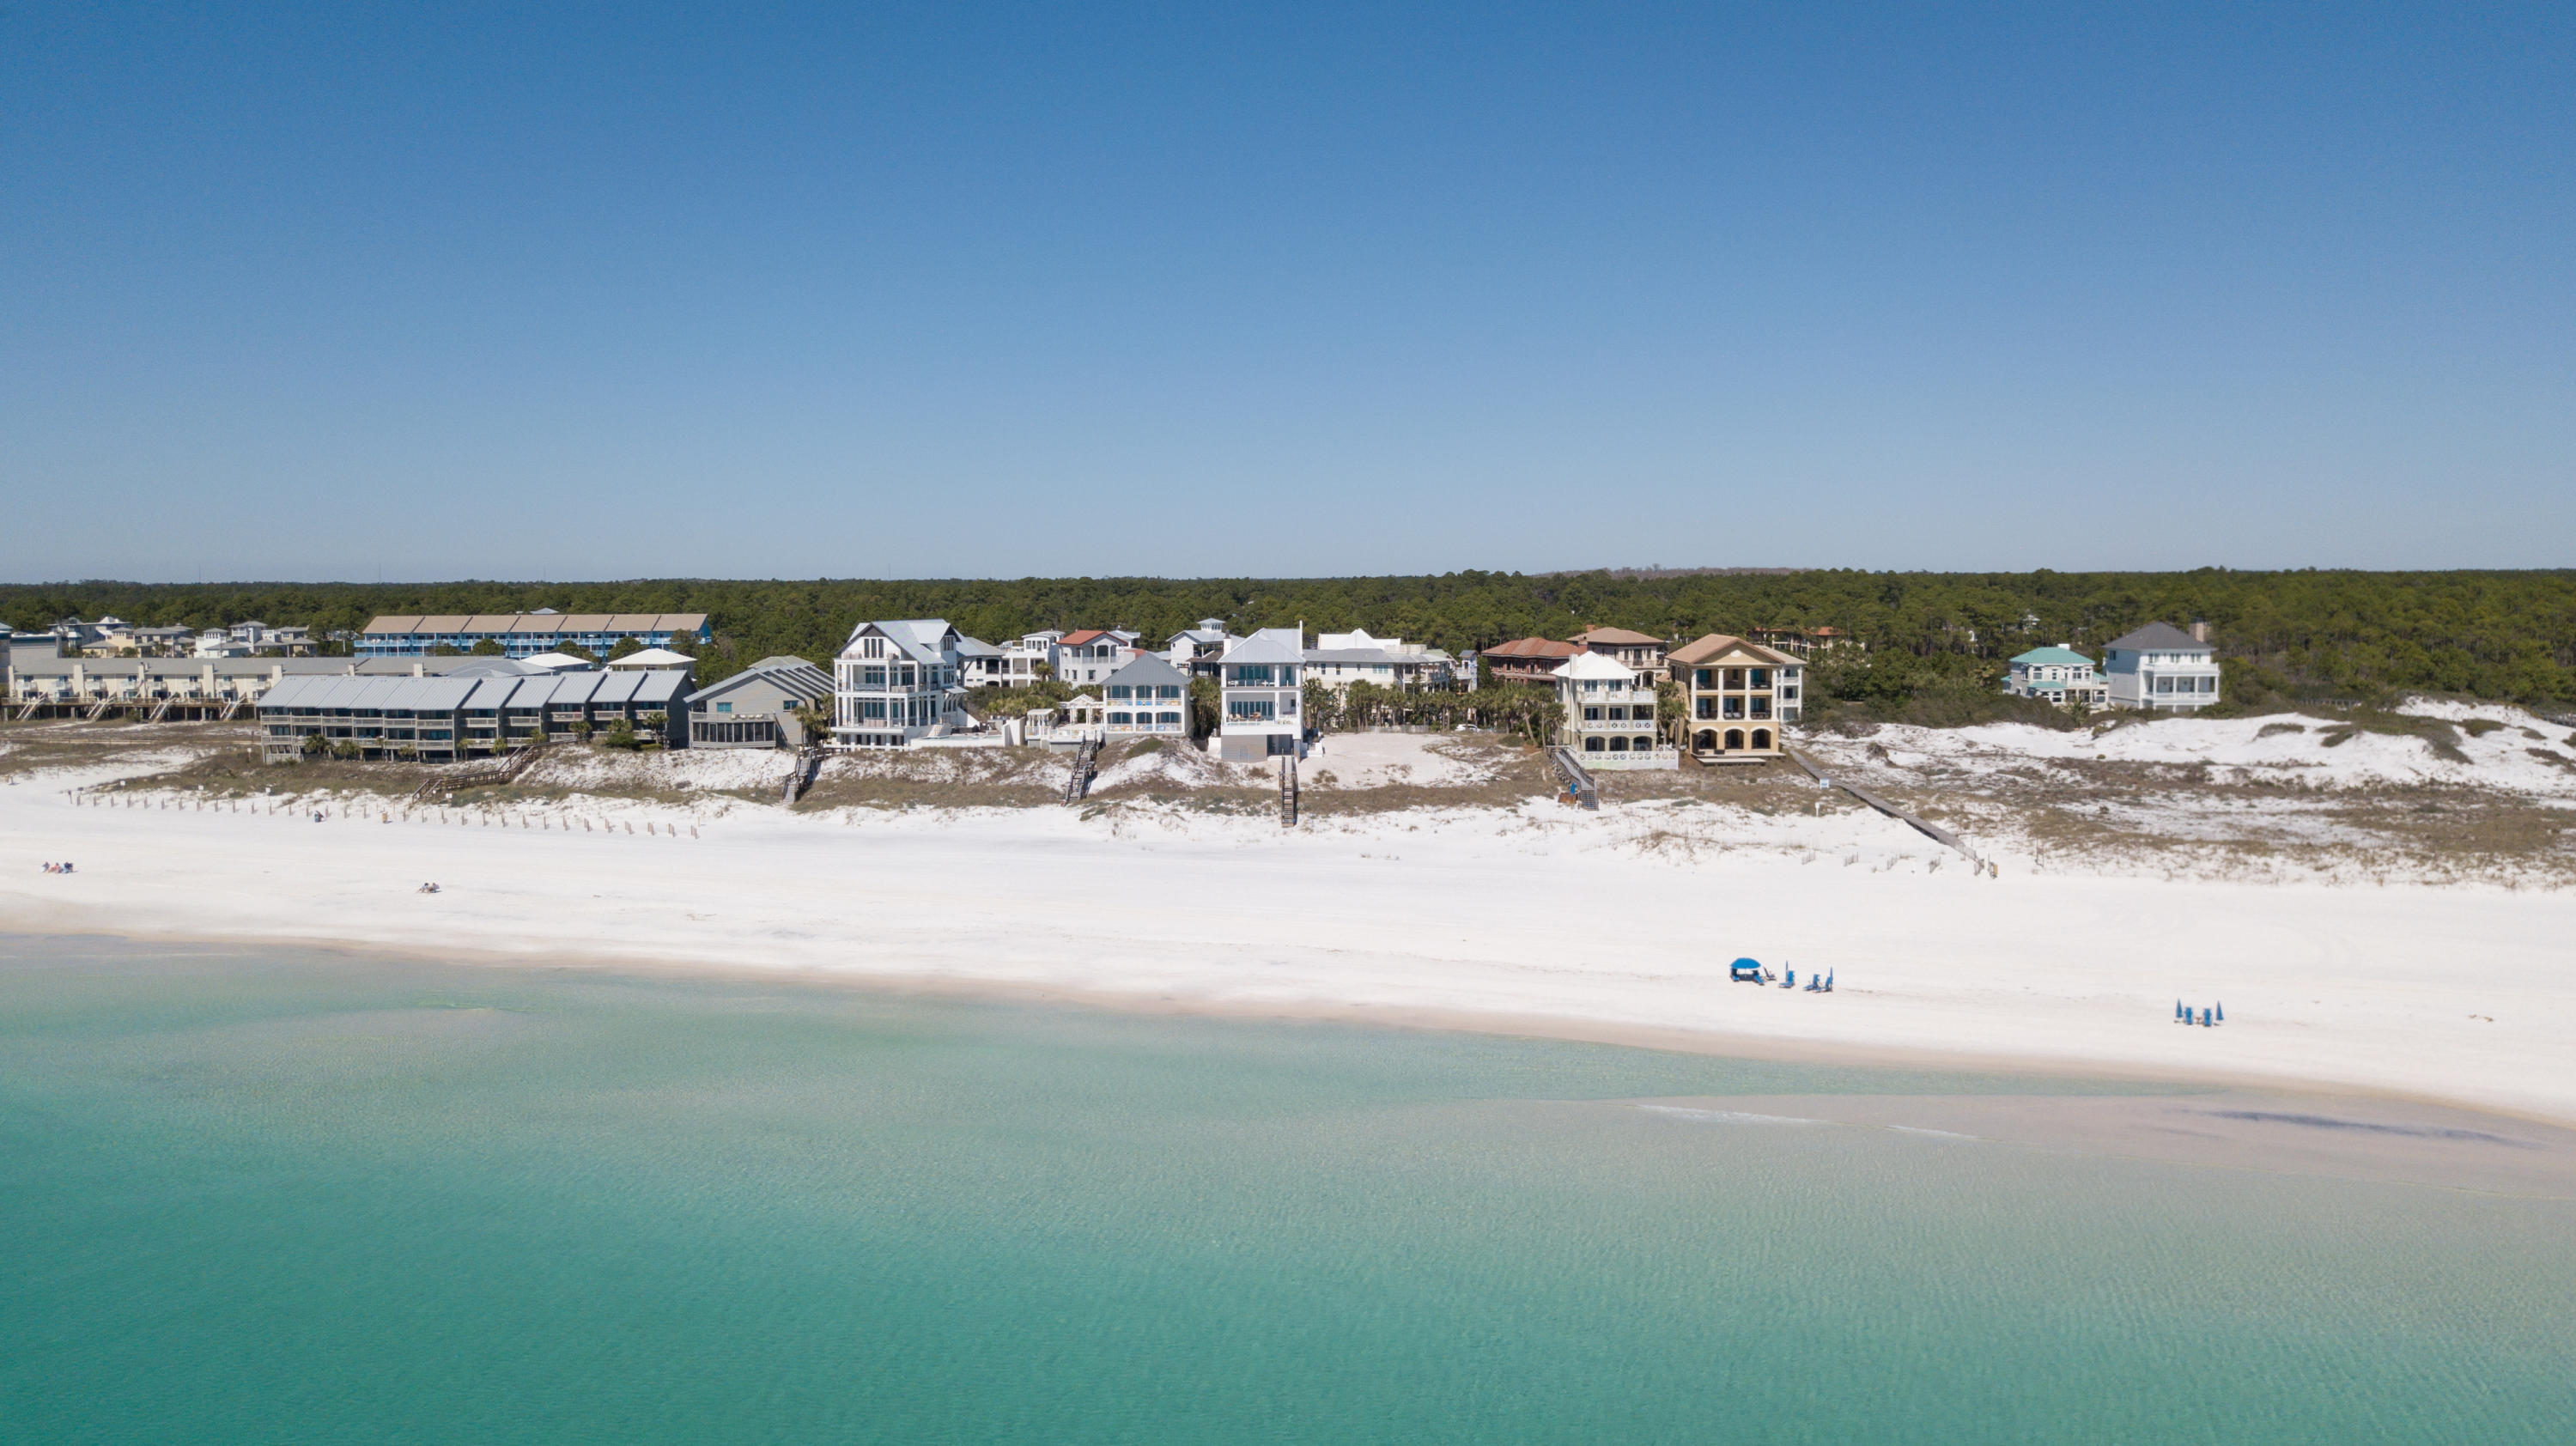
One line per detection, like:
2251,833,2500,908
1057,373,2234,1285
3,937,2570,1443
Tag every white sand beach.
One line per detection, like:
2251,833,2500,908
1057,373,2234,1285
5,715,2574,1125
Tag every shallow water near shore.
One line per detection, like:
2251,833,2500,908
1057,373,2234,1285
4,937,2572,1443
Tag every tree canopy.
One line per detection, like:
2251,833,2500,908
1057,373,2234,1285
6,568,2571,705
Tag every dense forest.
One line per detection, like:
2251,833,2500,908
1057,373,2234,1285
7,570,2574,708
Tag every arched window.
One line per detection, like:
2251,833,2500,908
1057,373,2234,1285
1724,729,1745,750
1608,736,1629,751
1635,736,1655,753
1695,730,1716,751
1752,728,1772,750
1583,737,1605,752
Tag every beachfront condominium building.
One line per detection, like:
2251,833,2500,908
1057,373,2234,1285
1569,627,1669,682
683,655,834,749
1668,634,1803,758
357,611,711,659
255,662,691,762
831,619,973,750
2005,646,2109,710
1551,651,1674,768
1100,652,1190,736
2103,622,2221,712
1213,629,1304,761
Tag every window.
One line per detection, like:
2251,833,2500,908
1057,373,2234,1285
862,635,885,659
1695,669,1713,689
1608,737,1630,751
1607,706,1627,720
860,667,886,687
1232,665,1274,685
1583,737,1604,752
1108,685,1132,700
2154,677,2172,694
1109,712,1133,725
1227,698,1275,720
1157,711,1182,726
1725,668,1746,688
715,702,732,714
1157,685,1182,699
1749,668,1770,689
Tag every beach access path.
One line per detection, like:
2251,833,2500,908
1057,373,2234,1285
4,768,2573,1125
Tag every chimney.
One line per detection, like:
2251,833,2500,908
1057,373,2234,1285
2188,620,2209,643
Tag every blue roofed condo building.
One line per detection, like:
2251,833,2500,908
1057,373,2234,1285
2004,645,2109,710
357,611,710,659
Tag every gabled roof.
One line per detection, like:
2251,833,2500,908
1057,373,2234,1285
1668,633,1801,667
1303,647,1411,665
1482,637,1580,660
953,635,1004,659
2105,622,2208,653
686,657,832,705
1059,628,1112,647
841,618,957,666
1552,650,1637,681
1218,632,1305,666
1571,627,1662,647
606,647,695,669
1103,652,1188,690
2011,646,2095,667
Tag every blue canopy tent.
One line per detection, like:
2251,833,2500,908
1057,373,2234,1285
1729,957,1765,982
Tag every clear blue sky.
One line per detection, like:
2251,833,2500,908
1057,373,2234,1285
6,3,2570,581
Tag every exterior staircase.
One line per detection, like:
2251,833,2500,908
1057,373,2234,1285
781,746,824,805
1547,746,1599,810
1062,736,1100,804
411,737,549,801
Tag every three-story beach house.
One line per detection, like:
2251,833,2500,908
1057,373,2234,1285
831,619,972,749
1551,651,1674,768
1214,629,1305,761
1668,634,1802,757
2103,622,2221,712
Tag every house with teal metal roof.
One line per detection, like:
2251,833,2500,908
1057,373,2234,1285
2005,645,2107,710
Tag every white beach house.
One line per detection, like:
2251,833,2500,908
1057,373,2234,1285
831,618,973,749
1214,629,1304,761
1552,650,1674,768
2103,622,2221,712
2005,646,2108,710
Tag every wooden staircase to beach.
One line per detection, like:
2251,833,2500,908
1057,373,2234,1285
1547,746,1598,810
410,737,549,802
780,746,824,805
1062,736,1100,804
